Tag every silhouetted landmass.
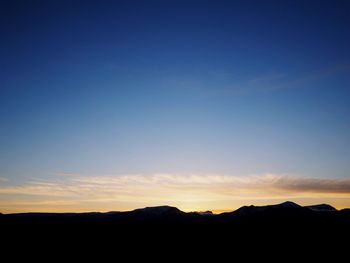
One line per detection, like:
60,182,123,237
1,201,349,231
305,204,337,212
2,201,349,257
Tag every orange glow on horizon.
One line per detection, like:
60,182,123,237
1,173,350,214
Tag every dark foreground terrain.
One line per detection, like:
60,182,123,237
2,201,349,257
1,201,349,233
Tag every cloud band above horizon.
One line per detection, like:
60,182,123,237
1,174,350,213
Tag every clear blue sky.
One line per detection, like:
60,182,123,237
1,0,350,186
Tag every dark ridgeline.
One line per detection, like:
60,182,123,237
2,202,350,258
1,201,349,231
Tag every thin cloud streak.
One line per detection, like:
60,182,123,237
272,176,350,194
202,64,350,97
0,177,9,182
0,174,350,213
54,172,81,177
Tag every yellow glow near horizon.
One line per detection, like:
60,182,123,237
1,173,350,213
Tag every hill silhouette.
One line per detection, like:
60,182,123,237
1,201,349,229
2,201,349,256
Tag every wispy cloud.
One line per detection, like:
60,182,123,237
0,177,9,183
200,64,350,96
97,63,350,98
271,176,350,194
0,174,350,213
54,172,81,177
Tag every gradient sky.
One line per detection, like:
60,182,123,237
1,0,350,213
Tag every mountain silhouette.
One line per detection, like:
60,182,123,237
2,201,349,254
130,205,184,217
1,201,349,227
305,204,337,212
221,201,303,217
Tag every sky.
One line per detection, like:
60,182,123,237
1,0,350,213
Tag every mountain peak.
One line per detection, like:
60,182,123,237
305,204,337,212
132,205,183,216
222,201,304,218
278,201,301,208
194,211,214,216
